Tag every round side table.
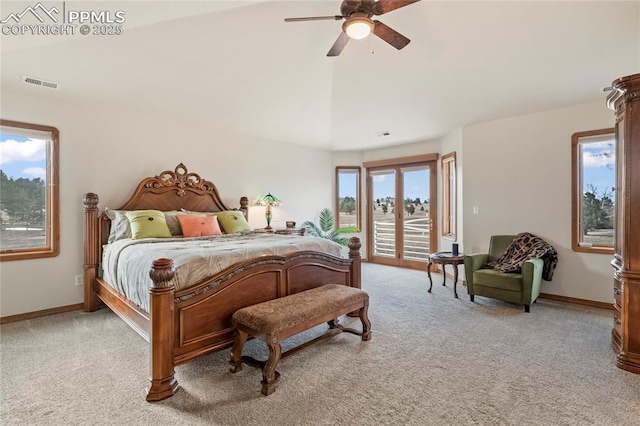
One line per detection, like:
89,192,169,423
427,252,465,298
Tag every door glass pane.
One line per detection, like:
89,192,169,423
401,166,430,261
371,169,395,257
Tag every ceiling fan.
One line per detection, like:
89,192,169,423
284,0,421,57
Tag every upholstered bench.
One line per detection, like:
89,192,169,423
229,284,371,396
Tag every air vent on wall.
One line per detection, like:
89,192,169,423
22,75,60,90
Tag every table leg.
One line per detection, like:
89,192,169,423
453,264,459,298
442,265,447,287
427,261,433,293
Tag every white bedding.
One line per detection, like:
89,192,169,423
101,232,347,312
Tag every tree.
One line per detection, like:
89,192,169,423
582,184,614,233
339,196,356,214
381,204,388,214
405,203,415,216
0,171,46,227
404,198,415,216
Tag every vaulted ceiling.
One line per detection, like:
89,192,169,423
1,1,638,150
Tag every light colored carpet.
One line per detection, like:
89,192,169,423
2,263,639,425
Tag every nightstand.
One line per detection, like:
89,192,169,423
253,228,274,233
274,228,305,236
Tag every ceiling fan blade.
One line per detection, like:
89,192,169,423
327,32,350,57
372,0,421,16
284,15,344,22
373,20,411,50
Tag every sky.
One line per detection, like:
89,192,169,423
582,139,615,197
0,133,47,180
340,169,430,202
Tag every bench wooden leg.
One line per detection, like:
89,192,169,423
327,304,371,341
229,329,248,373
359,304,372,341
261,341,282,396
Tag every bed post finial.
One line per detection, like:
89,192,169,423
83,193,100,312
147,258,179,401
149,258,176,288
240,196,249,219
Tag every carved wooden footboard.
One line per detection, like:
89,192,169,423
82,164,361,401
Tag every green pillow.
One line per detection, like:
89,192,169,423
125,210,172,239
216,210,252,234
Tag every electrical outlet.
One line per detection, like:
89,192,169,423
74,275,83,287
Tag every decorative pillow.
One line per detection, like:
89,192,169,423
125,210,172,239
163,210,187,236
177,215,222,237
216,210,252,234
105,208,131,243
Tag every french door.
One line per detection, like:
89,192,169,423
366,157,438,270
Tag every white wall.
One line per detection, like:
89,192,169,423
462,100,614,303
0,90,619,316
0,90,334,317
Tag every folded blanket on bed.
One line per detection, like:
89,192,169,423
486,232,558,281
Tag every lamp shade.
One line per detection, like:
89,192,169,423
343,13,374,40
258,193,281,207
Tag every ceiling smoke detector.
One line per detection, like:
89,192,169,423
22,75,60,90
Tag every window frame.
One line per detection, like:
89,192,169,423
0,119,60,261
441,151,457,241
335,166,361,232
571,128,615,255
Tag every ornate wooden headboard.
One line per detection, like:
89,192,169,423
83,163,249,248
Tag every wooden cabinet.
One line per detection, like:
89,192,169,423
607,73,640,374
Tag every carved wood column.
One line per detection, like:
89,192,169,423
146,258,179,401
348,237,362,290
607,72,640,374
82,193,100,312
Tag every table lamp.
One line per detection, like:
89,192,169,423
257,193,281,230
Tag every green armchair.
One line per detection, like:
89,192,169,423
464,235,544,312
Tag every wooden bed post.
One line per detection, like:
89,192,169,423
239,196,249,218
348,237,362,290
83,193,100,312
146,258,179,402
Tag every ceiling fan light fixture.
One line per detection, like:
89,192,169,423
343,13,374,40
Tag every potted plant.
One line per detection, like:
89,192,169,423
302,208,357,246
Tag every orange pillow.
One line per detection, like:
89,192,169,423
177,215,222,237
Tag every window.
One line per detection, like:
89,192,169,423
441,152,456,241
335,166,361,232
0,119,59,261
571,128,615,254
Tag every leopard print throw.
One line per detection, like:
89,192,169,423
486,232,558,281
